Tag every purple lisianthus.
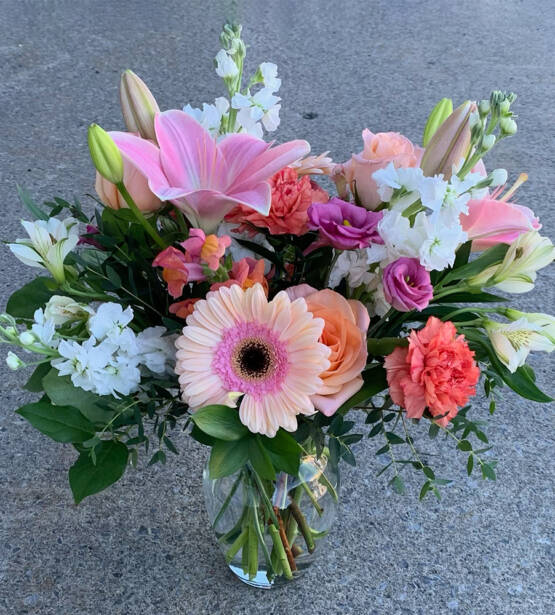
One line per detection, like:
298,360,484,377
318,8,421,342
382,257,433,312
308,198,383,250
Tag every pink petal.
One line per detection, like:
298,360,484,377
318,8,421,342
155,110,227,192
110,131,169,194
311,376,364,417
228,182,272,216
174,189,241,232
218,133,270,183
229,139,311,192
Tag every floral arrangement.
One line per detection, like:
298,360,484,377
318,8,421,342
2,24,553,587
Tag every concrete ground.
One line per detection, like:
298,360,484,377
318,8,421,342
1,1,554,613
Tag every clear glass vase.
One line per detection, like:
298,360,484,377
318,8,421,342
203,453,340,588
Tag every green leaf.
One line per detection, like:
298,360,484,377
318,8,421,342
442,243,509,284
385,432,405,445
42,370,113,424
248,437,276,480
481,463,496,481
148,450,166,466
163,436,179,455
457,439,472,452
24,362,51,393
467,454,474,476
390,475,405,495
209,438,249,479
17,184,49,220
69,440,128,504
452,240,472,270
16,399,96,442
367,337,409,356
189,424,217,446
428,423,440,439
336,366,388,414
432,291,508,304
191,405,248,441
419,481,432,500
423,466,435,480
260,429,301,476
6,277,60,319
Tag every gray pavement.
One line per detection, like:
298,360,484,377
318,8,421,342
1,1,554,613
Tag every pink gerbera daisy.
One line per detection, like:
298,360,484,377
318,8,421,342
174,284,330,437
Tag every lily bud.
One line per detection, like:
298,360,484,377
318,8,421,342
88,124,124,184
119,70,160,141
490,168,508,186
422,98,453,147
420,101,476,180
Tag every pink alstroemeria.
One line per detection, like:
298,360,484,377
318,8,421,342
461,184,541,252
111,110,310,232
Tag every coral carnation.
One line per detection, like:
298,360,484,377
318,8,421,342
384,317,479,426
226,167,327,235
174,284,330,437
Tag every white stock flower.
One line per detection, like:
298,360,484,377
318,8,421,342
8,217,79,283
329,249,375,289
136,326,176,374
419,217,467,271
215,49,239,78
183,97,229,137
378,210,426,262
31,308,58,349
232,88,281,136
485,318,554,373
6,351,24,370
259,62,281,92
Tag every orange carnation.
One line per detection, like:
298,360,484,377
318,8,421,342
384,317,480,426
226,167,327,236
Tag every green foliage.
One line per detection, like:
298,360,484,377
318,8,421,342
442,243,509,284
209,439,250,479
69,440,129,504
16,399,96,443
6,277,61,319
191,405,248,441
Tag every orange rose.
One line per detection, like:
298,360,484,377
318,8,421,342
286,285,370,416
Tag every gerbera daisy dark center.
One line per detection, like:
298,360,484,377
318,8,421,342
232,337,275,380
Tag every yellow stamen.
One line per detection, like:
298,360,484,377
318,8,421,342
342,219,352,226
499,173,528,202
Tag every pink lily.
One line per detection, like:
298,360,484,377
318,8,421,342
461,177,541,252
111,110,310,232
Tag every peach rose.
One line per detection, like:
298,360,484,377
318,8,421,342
286,285,370,416
340,130,422,210
95,144,162,213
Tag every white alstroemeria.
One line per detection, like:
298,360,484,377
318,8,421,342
136,326,176,374
44,295,92,326
259,62,281,92
485,318,554,373
8,217,79,283
215,49,239,78
476,232,555,293
419,217,467,271
232,88,281,136
503,309,555,341
183,97,229,137
31,308,58,349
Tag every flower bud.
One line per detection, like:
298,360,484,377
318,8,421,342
490,168,508,186
19,331,35,346
478,100,490,117
420,101,475,180
422,98,453,147
6,351,24,371
499,117,517,136
499,100,511,115
481,134,496,151
215,49,239,78
88,124,124,184
119,70,160,141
